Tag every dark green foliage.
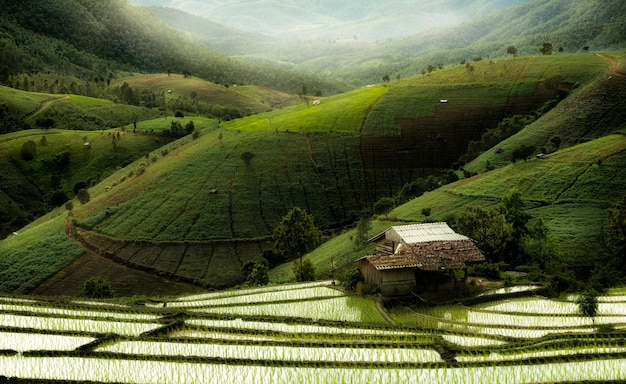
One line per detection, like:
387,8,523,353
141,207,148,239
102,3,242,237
19,140,36,160
0,0,341,94
174,111,184,118
0,103,27,134
64,201,74,211
511,144,536,162
293,258,315,282
455,189,553,268
54,150,71,172
341,267,363,290
540,42,553,55
456,206,508,263
76,188,90,204
35,118,55,129
84,277,113,299
273,207,322,262
353,215,372,251
185,120,195,134
50,191,69,207
240,151,255,166
373,197,395,218
242,261,269,286
396,179,426,204
576,289,598,321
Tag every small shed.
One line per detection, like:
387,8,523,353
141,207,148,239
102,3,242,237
358,222,485,295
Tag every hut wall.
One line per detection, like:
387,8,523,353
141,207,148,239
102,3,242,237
379,269,416,295
359,259,381,285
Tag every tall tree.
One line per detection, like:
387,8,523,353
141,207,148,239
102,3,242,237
273,207,323,264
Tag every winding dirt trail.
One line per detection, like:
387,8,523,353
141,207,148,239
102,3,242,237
24,95,69,122
596,53,625,77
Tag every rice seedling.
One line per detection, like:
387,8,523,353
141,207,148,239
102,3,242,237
0,331,95,352
172,280,334,302
97,340,443,363
168,286,345,308
0,303,158,321
185,318,415,337
0,314,162,336
440,334,507,347
191,296,386,323
1,355,626,383
457,346,626,363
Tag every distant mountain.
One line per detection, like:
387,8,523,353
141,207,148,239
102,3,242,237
0,0,342,94
130,0,532,41
142,0,626,86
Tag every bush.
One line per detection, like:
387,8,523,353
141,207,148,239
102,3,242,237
20,140,36,160
341,267,363,290
242,261,269,286
84,277,113,298
293,258,315,282
77,188,90,204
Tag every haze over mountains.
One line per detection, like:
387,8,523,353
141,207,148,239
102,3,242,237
128,0,532,41
134,0,626,86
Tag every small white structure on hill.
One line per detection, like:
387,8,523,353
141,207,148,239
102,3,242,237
358,222,485,295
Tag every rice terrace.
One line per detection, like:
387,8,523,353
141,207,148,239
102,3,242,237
2,282,626,383
1,0,626,383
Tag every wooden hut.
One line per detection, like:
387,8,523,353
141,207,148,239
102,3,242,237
358,222,485,295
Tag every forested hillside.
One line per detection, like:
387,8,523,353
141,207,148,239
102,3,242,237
146,0,626,86
0,0,341,94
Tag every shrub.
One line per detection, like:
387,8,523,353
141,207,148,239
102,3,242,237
20,140,36,160
341,267,363,290
77,188,90,204
293,258,315,282
84,277,113,299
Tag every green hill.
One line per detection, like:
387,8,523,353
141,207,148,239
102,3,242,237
0,0,342,94
1,52,622,296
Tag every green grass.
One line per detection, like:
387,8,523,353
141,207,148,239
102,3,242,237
0,86,52,116
0,216,84,293
224,85,387,133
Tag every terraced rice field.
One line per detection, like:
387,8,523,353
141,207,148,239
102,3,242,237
1,282,626,383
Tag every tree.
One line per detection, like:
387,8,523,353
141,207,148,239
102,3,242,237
20,140,36,160
506,45,518,56
242,261,269,286
293,258,315,282
77,188,90,204
607,196,626,270
185,120,195,134
353,215,372,251
84,277,113,299
456,206,508,262
273,207,322,264
540,42,553,55
241,151,255,166
374,197,395,218
511,145,536,162
577,290,598,324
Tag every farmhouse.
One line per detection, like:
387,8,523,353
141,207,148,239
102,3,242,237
358,222,485,295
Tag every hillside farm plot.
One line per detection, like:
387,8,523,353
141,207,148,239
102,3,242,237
2,282,626,383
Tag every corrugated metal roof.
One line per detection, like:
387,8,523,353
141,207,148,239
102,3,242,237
391,222,468,244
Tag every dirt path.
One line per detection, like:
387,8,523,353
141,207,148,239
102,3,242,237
24,95,69,122
596,53,625,77
375,299,397,326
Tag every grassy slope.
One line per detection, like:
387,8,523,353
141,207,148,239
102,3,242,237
0,53,620,295
290,133,626,284
113,74,303,114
